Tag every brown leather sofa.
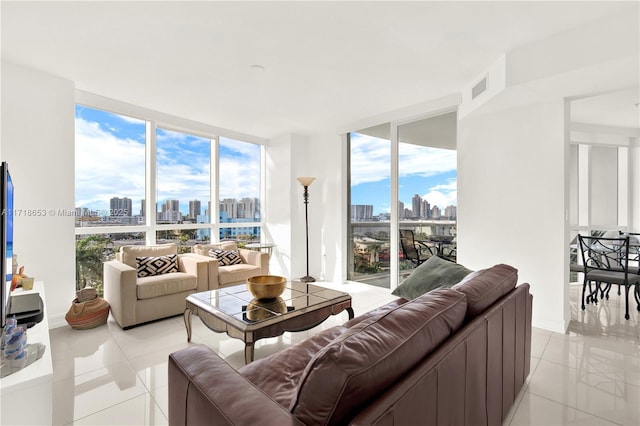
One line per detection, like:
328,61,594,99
168,264,532,426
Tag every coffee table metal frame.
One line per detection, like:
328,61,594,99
184,281,354,364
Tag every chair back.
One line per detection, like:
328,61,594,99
619,231,640,264
577,235,631,275
399,230,420,263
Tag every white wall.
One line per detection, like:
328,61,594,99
267,131,347,284
264,134,294,278
458,99,569,333
265,133,324,282
1,62,76,327
308,132,345,283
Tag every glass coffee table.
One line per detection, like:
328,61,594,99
184,281,354,364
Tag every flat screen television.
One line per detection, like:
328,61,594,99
1,162,14,328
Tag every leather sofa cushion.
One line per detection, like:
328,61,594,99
239,325,348,407
290,287,467,426
136,272,197,299
452,263,518,320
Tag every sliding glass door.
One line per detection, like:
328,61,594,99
348,112,457,289
398,113,458,282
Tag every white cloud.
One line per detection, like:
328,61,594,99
350,133,457,186
350,135,391,186
399,144,456,177
75,117,261,212
75,118,146,209
423,179,457,209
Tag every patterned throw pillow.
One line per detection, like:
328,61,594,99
209,249,243,266
136,254,179,277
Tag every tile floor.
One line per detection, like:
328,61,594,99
48,282,639,425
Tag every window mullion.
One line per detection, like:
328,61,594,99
147,120,157,244
212,136,220,242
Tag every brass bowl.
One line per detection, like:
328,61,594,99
246,297,287,321
246,275,287,299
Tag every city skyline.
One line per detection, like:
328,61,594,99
77,195,259,218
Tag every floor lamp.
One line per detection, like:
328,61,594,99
297,177,316,282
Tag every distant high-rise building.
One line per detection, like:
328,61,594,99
140,199,145,217
220,198,238,218
189,200,201,219
351,205,374,221
110,197,132,217
220,197,259,220
162,199,180,213
238,197,259,220
412,194,422,218
399,201,405,219
431,205,441,219
445,205,457,219
421,199,431,219
157,199,181,223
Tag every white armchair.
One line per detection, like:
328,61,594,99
189,241,269,289
103,243,209,329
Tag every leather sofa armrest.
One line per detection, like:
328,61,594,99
239,249,269,275
169,345,304,426
103,260,137,328
178,254,209,292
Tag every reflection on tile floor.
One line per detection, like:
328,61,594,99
48,282,639,425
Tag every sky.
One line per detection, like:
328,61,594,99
75,106,260,215
75,106,456,218
350,132,457,216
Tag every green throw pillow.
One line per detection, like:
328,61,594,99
392,256,473,300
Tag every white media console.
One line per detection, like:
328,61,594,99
1,281,53,425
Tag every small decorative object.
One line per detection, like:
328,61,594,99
246,275,287,299
297,176,316,282
20,277,34,291
10,266,25,291
1,317,46,378
65,287,110,330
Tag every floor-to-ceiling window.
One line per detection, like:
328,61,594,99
74,103,264,294
398,113,457,283
219,137,262,241
156,127,212,251
347,112,457,289
348,125,392,288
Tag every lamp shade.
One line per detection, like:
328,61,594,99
297,177,316,187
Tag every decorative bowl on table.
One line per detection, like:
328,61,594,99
246,275,287,299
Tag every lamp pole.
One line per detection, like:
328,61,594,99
297,177,316,282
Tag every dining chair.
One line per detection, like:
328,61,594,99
399,230,433,267
577,235,640,320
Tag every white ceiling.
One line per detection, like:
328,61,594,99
1,1,638,139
